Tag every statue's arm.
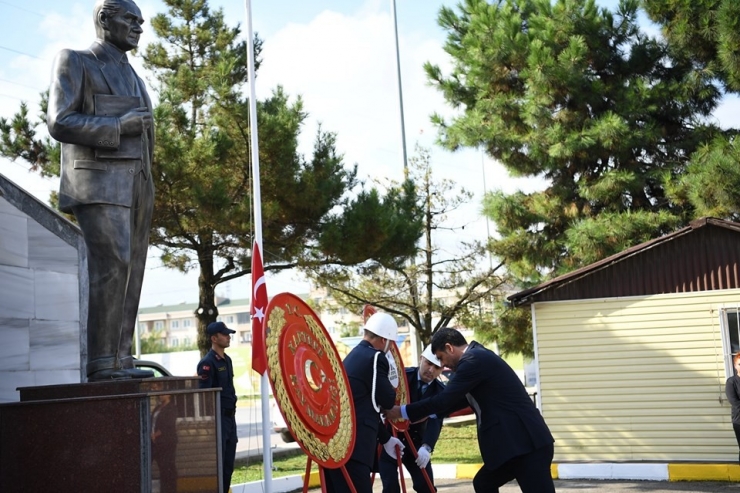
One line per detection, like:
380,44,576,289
47,49,120,149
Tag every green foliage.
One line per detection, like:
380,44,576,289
337,321,361,338
306,146,507,348
425,423,481,464
140,329,199,353
140,331,168,354
432,0,718,276
492,303,534,358
664,136,740,220
643,0,740,92
232,450,314,483
0,94,60,178
426,0,734,352
317,179,423,266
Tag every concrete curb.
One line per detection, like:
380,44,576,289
230,462,740,492
555,462,740,482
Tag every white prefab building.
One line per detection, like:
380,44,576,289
509,218,740,463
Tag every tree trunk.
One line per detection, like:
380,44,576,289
196,243,218,356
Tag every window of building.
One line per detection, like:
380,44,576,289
226,315,235,324
183,338,191,347
240,331,252,344
138,322,147,333
721,307,740,377
154,321,164,330
170,320,180,329
171,337,179,347
237,312,250,324
183,319,192,328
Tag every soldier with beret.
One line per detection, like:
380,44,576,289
197,321,238,492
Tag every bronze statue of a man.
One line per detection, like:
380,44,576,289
47,0,155,381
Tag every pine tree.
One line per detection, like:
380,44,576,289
643,0,740,220
427,0,719,285
643,0,740,91
424,0,727,352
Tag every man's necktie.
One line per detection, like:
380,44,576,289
418,382,428,399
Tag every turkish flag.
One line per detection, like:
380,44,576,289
251,241,268,374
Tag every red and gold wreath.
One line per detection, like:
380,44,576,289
264,293,355,468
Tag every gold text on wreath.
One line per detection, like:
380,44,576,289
287,331,325,357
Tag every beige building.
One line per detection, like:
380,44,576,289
509,218,740,463
138,297,263,349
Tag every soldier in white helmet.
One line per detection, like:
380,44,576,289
379,345,445,493
324,312,405,493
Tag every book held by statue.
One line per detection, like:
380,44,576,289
94,94,143,160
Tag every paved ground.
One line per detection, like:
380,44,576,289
304,478,740,492
234,403,740,492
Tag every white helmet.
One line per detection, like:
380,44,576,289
364,312,398,341
421,345,442,367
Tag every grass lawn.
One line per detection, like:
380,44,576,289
232,423,479,484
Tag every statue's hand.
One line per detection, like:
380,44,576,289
120,106,152,135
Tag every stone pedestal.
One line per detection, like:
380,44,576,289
0,377,223,493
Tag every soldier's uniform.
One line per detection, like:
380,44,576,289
197,323,238,492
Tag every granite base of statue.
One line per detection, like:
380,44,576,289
0,378,224,493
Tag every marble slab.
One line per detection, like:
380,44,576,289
0,196,26,218
27,221,78,274
0,370,34,403
34,270,79,321
0,265,34,319
33,370,81,388
0,211,28,268
30,320,80,371
0,318,30,371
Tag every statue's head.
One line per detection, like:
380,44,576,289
93,0,144,52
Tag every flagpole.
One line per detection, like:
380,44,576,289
390,0,409,179
244,1,273,491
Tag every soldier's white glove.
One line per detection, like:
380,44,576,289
415,445,431,468
383,437,405,459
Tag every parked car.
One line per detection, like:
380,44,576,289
134,359,172,377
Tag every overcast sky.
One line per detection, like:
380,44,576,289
1,0,737,306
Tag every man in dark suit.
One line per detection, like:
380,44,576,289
47,0,154,381
325,312,405,493
387,328,556,493
379,345,445,493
